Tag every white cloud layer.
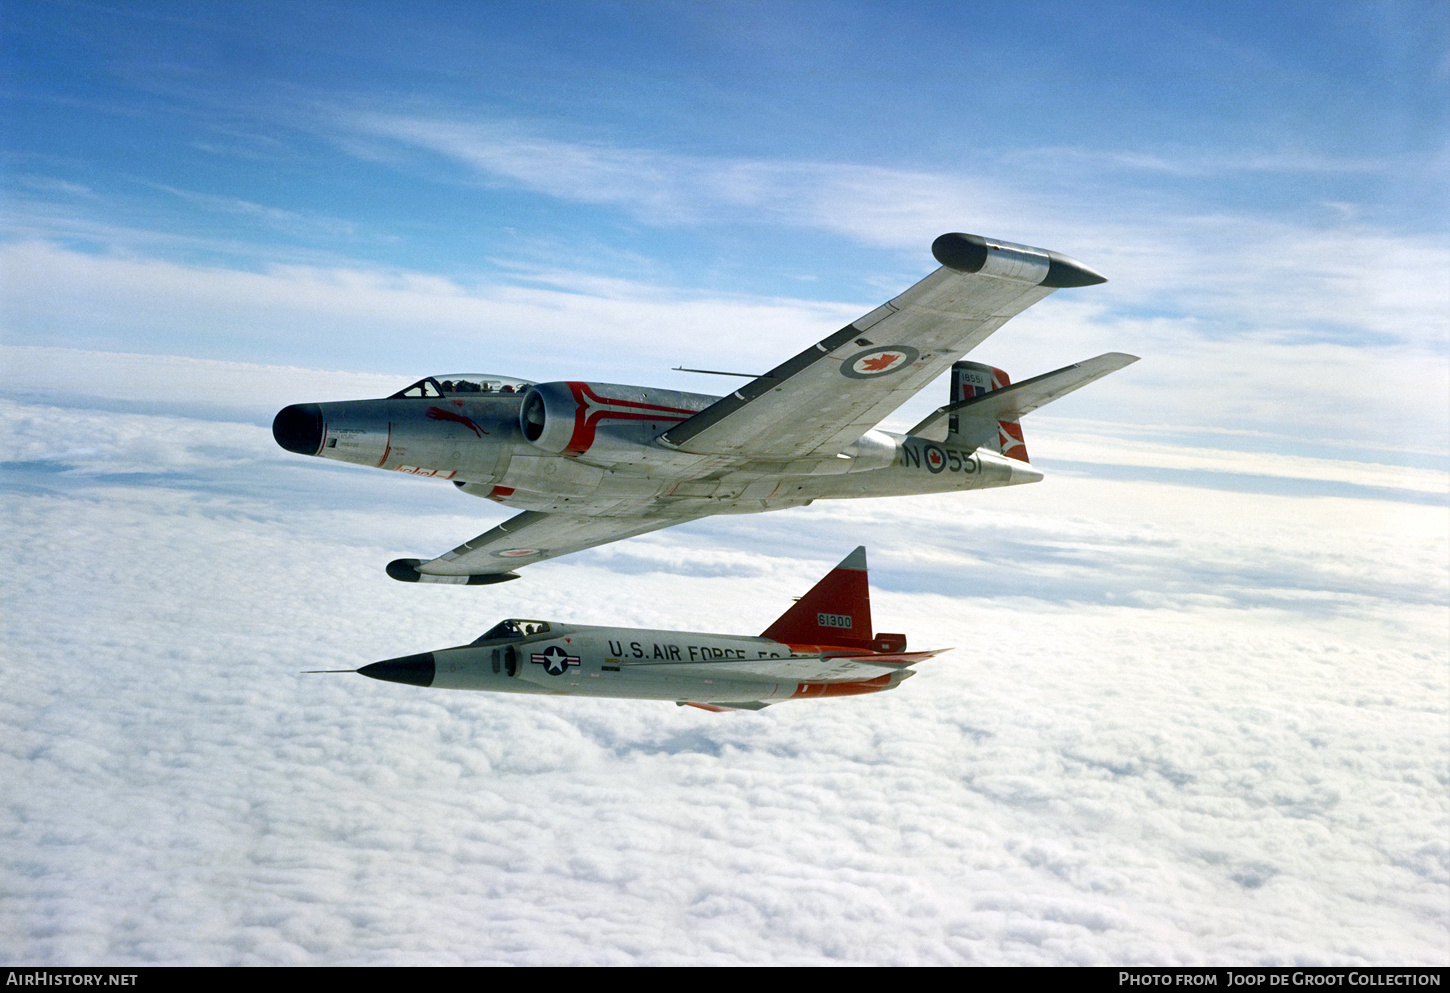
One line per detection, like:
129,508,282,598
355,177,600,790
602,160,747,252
0,242,861,388
5,9,1445,967
3,228,1447,462
1,362,1445,965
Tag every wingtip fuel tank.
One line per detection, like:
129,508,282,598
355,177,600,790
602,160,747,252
386,559,520,586
931,232,1108,287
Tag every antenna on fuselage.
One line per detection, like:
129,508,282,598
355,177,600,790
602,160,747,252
672,366,773,379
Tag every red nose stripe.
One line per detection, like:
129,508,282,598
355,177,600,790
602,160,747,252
426,406,487,437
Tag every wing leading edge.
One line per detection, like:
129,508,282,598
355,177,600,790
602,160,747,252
387,510,705,582
659,233,1107,462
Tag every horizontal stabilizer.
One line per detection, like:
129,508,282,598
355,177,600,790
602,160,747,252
826,649,948,666
908,352,1138,446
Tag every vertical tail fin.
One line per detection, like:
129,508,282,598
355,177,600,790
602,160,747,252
761,546,876,651
950,361,1029,462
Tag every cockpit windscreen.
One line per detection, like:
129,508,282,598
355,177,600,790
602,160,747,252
390,374,535,399
471,619,551,644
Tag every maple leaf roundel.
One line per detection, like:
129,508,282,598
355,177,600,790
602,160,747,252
840,346,920,380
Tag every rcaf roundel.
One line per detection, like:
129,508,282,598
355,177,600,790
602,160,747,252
492,548,541,558
840,345,920,380
923,444,947,473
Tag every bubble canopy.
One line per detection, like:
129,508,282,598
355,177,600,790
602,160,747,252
389,374,535,398
471,619,551,644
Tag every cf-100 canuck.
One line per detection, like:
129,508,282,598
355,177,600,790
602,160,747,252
273,233,1137,584
333,547,937,711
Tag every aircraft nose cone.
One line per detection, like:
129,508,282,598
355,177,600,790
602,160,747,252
358,652,435,687
272,404,324,455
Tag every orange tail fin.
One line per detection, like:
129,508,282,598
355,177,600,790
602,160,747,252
760,547,876,651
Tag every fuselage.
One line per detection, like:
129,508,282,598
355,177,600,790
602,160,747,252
363,619,913,706
273,376,1043,519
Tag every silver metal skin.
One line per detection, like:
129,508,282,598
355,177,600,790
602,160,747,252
352,547,933,709
420,625,915,704
426,626,844,702
273,233,1134,581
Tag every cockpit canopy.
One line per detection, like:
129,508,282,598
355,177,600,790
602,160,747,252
471,618,552,645
390,374,535,399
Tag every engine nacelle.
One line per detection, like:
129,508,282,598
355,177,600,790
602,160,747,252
519,381,713,460
840,430,898,472
518,382,580,454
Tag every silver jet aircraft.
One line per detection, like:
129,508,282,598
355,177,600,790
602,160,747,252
346,547,938,711
272,233,1137,584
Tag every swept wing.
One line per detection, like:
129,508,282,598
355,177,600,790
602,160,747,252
660,233,1105,461
396,510,704,581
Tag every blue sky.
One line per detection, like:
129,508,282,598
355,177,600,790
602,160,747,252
4,2,1446,293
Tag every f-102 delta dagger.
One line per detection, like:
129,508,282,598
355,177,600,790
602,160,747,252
272,233,1137,584
336,547,940,711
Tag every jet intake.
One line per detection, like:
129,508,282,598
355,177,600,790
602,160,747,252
518,383,579,454
519,381,711,460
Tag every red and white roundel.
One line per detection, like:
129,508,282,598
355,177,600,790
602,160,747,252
840,345,919,380
492,548,540,558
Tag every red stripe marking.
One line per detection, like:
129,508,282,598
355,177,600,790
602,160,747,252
789,674,893,699
564,382,694,456
376,422,392,468
999,420,1029,463
426,406,488,437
